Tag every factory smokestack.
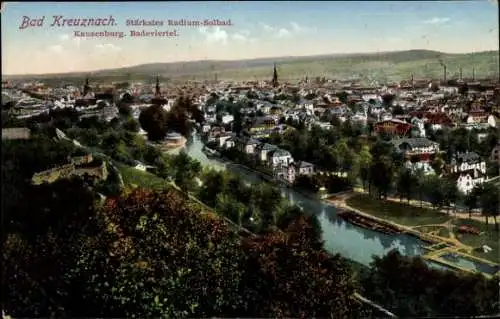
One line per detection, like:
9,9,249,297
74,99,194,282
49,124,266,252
472,67,475,81
459,67,463,80
443,65,447,83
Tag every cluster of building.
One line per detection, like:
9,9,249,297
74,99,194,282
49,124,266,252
3,78,120,122
3,63,499,194
196,64,499,194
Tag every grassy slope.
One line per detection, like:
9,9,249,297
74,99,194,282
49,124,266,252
116,163,170,190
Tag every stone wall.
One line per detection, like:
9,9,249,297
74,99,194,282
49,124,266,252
32,164,75,185
31,158,108,185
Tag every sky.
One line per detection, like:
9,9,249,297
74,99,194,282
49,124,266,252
1,1,499,75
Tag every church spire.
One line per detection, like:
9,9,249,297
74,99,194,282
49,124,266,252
272,63,278,88
155,76,160,96
83,76,90,96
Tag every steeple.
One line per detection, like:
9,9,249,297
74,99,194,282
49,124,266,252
272,63,278,88
83,76,90,96
152,75,167,106
155,76,160,96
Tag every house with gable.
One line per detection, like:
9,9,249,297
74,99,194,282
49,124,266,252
255,143,278,162
268,148,294,168
447,151,488,194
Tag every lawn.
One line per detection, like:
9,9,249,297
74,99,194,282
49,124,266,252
451,219,500,264
117,163,171,191
346,194,452,227
415,225,451,239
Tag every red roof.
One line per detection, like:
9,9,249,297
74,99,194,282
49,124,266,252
410,111,453,125
374,119,412,136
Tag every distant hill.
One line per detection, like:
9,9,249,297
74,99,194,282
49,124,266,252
3,50,499,84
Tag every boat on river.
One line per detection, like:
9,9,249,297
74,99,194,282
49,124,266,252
337,210,401,235
202,146,221,158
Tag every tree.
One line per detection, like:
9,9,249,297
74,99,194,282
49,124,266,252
478,183,500,230
441,178,459,214
3,177,100,318
369,156,393,199
335,91,349,104
172,151,202,192
381,94,395,107
232,110,243,135
162,96,198,137
423,175,444,210
357,146,373,193
198,169,227,207
464,186,480,220
250,183,282,231
392,105,404,116
139,105,169,141
123,117,140,132
458,84,469,96
215,193,246,226
80,188,246,318
396,168,415,203
362,250,499,318
240,231,360,318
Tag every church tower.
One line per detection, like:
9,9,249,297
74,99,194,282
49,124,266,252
155,75,161,96
152,75,167,106
83,77,90,96
272,63,278,88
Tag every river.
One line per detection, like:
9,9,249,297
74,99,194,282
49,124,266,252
167,134,436,267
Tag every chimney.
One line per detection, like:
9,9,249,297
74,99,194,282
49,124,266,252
459,67,463,80
443,65,447,83
472,67,475,81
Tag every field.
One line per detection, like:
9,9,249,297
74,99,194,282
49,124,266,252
346,194,451,227
4,49,498,84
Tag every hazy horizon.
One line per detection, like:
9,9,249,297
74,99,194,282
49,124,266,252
2,49,499,78
2,1,499,75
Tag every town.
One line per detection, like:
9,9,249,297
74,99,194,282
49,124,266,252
4,63,500,319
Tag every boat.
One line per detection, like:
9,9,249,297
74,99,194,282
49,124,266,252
337,210,401,235
202,145,220,158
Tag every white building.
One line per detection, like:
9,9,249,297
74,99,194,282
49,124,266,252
268,148,294,168
449,152,487,194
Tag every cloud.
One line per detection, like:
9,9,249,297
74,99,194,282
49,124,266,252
199,27,229,44
423,17,450,25
95,43,122,53
260,22,315,38
231,33,247,42
59,34,70,41
386,37,402,43
48,44,64,54
261,23,275,33
277,28,291,38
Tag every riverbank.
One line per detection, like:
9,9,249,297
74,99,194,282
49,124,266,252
329,192,499,277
